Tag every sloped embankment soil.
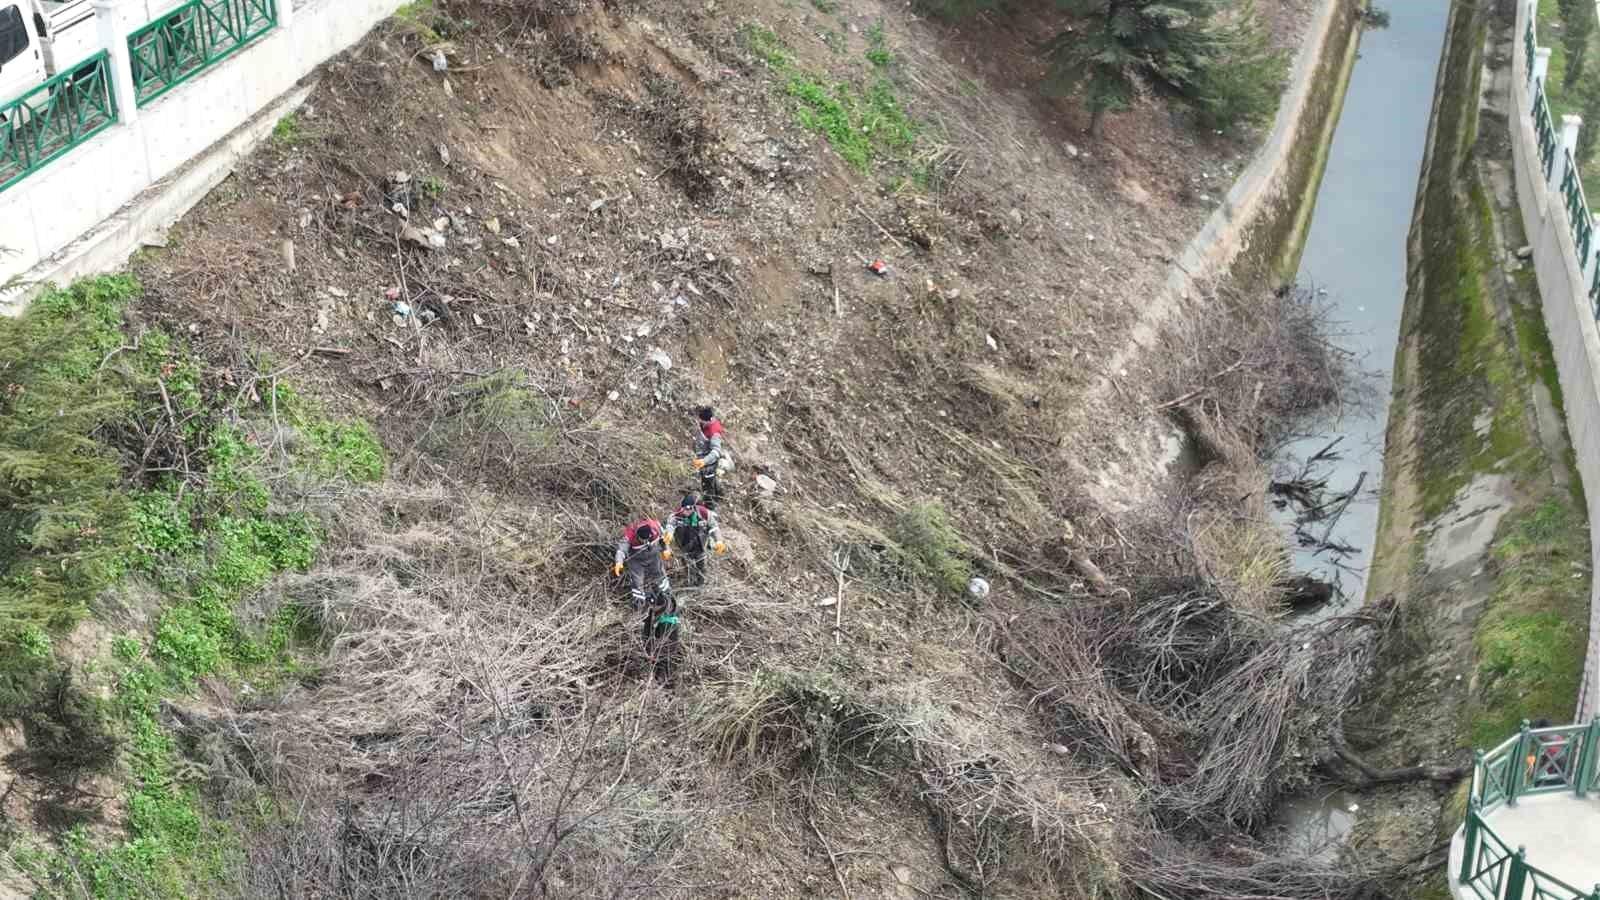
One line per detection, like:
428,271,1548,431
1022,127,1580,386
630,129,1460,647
0,0,1359,896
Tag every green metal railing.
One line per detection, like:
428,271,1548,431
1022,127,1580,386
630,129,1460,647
1562,151,1595,261
1527,17,1538,84
127,0,277,107
1589,251,1600,317
1458,720,1600,900
0,52,117,195
1536,86,1558,179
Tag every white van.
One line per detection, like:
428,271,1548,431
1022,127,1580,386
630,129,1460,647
0,1,102,107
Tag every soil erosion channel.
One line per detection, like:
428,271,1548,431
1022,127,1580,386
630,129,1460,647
1280,2,1450,608
1271,0,1450,856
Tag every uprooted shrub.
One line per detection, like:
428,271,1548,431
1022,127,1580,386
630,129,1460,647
1156,284,1356,462
696,668,907,774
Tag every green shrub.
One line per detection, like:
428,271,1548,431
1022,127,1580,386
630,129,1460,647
270,113,303,148
0,277,138,639
891,502,972,598
865,21,892,68
1190,1,1288,132
744,25,918,171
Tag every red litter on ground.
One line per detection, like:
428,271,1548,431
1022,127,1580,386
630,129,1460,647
867,259,889,277
385,286,402,300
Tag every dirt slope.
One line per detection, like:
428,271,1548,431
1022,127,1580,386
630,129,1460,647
17,0,1330,896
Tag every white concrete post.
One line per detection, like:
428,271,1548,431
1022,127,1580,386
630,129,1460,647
1554,114,1583,192
1536,47,1553,88
94,0,138,125
276,0,293,29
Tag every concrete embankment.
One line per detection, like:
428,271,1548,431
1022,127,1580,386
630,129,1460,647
1352,0,1591,870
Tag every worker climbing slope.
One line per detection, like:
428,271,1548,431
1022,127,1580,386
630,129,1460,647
690,405,731,509
665,492,725,586
612,518,679,660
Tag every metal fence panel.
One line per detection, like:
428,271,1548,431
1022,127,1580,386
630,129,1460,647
128,0,277,107
0,52,117,195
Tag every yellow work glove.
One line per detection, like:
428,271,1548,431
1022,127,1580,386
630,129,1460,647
714,541,727,555
612,562,624,577
663,532,673,546
661,549,673,561
691,458,706,471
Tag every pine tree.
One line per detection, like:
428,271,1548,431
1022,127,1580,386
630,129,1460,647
1045,0,1281,135
1564,0,1594,91
1579,78,1600,164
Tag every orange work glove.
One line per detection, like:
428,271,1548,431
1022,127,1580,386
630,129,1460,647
661,549,673,561
691,458,706,471
612,562,624,577
714,541,728,555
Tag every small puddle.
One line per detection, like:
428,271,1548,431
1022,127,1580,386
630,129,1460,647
1272,788,1361,861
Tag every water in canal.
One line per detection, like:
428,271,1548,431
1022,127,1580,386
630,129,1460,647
1269,0,1452,852
1276,1,1453,612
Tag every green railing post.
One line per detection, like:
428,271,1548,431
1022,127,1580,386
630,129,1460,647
1459,800,1480,885
1578,718,1598,798
1474,748,1488,804
1506,847,1530,900
1510,719,1532,806
1587,718,1600,796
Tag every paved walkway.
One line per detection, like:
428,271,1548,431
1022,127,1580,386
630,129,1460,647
1475,793,1600,894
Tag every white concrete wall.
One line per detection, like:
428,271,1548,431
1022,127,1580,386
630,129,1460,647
1508,0,1600,723
0,0,405,301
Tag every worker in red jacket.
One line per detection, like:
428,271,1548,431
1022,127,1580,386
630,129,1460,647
613,519,677,650
690,406,730,508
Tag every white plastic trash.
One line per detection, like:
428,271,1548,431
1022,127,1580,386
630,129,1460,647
967,577,990,600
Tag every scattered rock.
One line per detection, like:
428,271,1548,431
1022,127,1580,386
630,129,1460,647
280,239,296,272
648,348,673,370
658,228,689,251
1515,244,1534,260
385,171,414,212
401,223,446,250
484,217,502,235
816,596,837,608
755,474,779,494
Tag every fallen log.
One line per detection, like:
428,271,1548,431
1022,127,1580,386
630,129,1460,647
1327,730,1468,789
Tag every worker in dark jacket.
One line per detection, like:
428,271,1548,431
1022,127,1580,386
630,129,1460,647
690,406,729,508
665,493,726,585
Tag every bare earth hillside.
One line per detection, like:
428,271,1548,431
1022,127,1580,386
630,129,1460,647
2,0,1398,897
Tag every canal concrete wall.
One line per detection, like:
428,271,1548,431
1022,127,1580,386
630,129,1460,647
0,0,408,309
1508,0,1600,722
1164,0,1364,295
